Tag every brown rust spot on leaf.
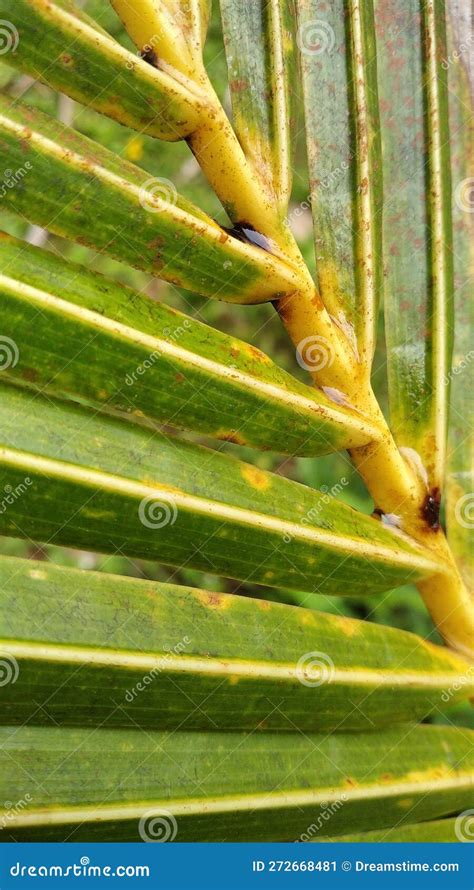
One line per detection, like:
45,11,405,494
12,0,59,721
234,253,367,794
344,777,359,788
217,431,247,446
230,79,249,93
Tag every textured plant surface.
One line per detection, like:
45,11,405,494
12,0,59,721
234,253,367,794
0,0,472,843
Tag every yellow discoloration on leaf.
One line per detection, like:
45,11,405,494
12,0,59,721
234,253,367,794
405,766,451,784
81,508,115,520
125,136,144,162
241,464,271,490
397,798,415,810
331,615,361,637
28,569,47,581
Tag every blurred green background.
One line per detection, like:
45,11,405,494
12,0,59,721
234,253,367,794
0,1,470,727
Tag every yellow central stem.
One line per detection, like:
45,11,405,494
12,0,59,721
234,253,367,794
114,0,473,659
190,92,474,658
191,72,473,660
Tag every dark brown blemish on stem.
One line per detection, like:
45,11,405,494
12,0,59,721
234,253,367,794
421,487,441,530
140,47,159,68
